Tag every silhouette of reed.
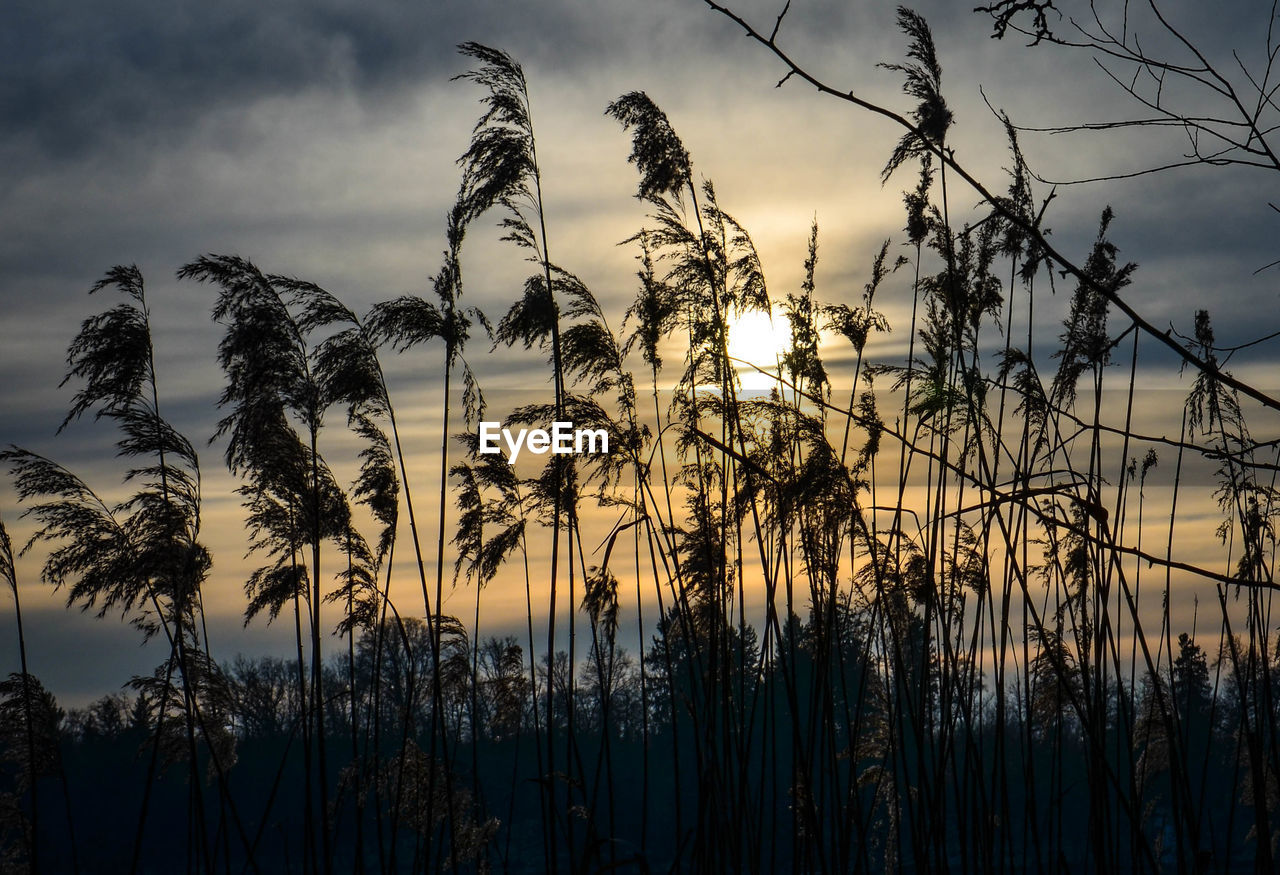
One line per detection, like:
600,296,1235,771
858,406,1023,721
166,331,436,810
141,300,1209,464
4,8,1280,872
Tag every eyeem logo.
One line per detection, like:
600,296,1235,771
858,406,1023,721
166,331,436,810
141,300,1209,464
479,421,610,464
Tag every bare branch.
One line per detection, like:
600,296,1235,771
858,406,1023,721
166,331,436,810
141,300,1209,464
768,0,790,44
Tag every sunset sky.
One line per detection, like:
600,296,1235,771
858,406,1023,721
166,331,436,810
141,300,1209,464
2,0,1277,705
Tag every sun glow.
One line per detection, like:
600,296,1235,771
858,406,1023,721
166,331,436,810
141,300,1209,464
727,309,790,391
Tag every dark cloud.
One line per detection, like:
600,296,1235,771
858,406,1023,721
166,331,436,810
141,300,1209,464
0,598,316,709
0,0,923,165
4,0,460,157
1,0,712,162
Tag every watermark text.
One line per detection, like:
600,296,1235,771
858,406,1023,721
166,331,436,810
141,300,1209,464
479,421,609,464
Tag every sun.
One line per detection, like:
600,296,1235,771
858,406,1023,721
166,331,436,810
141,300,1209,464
726,308,790,391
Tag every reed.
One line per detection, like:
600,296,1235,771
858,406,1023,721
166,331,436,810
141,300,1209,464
5,8,1280,872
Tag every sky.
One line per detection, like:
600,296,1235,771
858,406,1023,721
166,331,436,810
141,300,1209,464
2,0,1278,706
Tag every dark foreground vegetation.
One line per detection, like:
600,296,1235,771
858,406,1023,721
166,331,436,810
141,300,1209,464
4,2,1280,872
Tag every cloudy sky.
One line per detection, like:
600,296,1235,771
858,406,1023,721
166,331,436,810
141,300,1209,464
2,0,1277,705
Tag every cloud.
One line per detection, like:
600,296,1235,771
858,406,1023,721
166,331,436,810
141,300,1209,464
5,0,453,159
1,0,751,166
